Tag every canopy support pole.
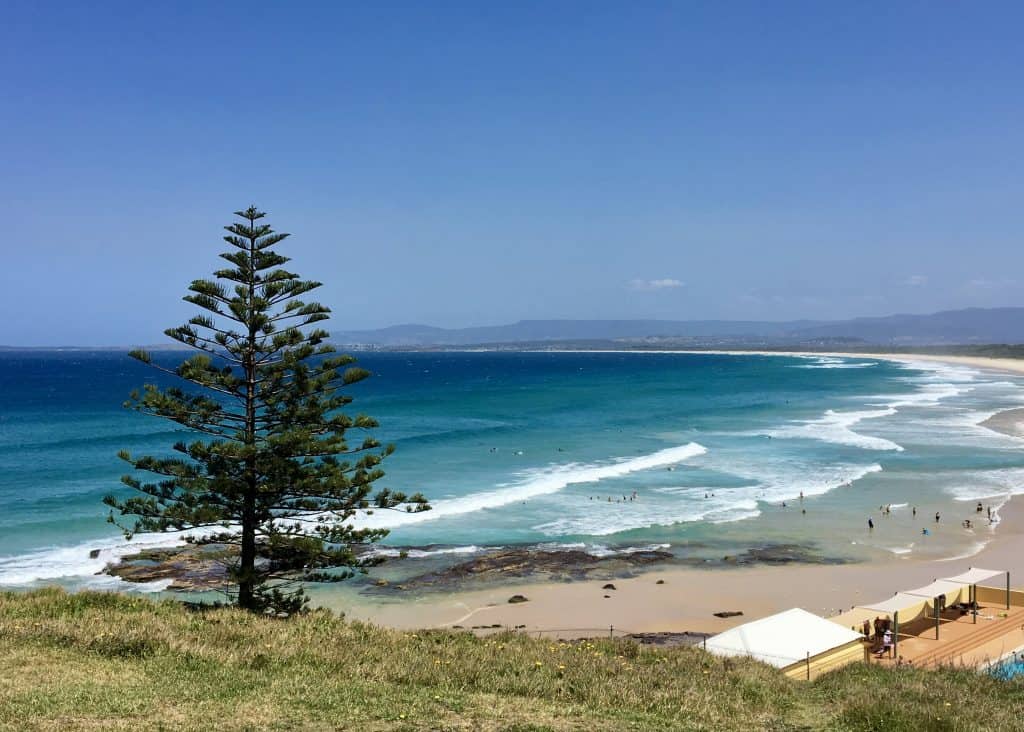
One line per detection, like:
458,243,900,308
972,585,977,624
1008,572,1012,611
935,599,940,640
893,611,899,657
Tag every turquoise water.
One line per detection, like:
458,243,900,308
2,350,1024,591
989,653,1024,680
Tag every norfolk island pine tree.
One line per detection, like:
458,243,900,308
105,207,429,615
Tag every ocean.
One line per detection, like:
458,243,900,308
2,350,1024,594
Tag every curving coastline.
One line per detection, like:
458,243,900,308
324,351,1024,635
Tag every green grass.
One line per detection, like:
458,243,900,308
1,589,1021,730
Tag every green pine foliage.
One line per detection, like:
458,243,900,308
105,207,429,614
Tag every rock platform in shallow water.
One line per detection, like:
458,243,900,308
102,541,846,594
102,544,235,592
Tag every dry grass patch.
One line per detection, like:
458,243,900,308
1,588,1022,731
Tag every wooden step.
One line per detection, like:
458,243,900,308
911,613,1021,668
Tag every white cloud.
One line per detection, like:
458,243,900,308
904,274,928,286
628,278,684,291
962,277,1015,292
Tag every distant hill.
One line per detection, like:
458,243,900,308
789,307,1024,345
3,307,1023,350
333,308,1024,347
332,319,827,346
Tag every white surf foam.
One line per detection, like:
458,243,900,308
534,462,881,536
364,545,485,559
0,531,190,588
943,467,1024,502
351,442,709,531
793,356,878,369
885,544,915,555
769,408,903,451
533,542,672,557
936,540,990,562
532,496,761,536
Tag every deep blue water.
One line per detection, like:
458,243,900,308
3,350,1024,590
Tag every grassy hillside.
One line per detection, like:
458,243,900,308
1,589,1021,731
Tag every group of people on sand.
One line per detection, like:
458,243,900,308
867,500,995,534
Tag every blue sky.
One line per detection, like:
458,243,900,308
2,2,1023,345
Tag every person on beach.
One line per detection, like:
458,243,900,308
935,512,940,522
912,506,917,518
868,517,874,530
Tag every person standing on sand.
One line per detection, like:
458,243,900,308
868,517,874,530
935,511,940,522
912,506,917,517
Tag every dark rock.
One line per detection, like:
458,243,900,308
655,579,665,585
102,543,237,592
713,611,744,618
88,549,101,559
603,595,610,599
629,631,711,648
602,583,617,590
725,544,843,566
508,594,529,604
371,547,675,593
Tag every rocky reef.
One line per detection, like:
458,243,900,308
102,541,845,594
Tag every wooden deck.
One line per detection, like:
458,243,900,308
868,603,1024,669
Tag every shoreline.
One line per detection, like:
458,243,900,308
325,350,1024,635
531,348,1024,376
327,498,1024,636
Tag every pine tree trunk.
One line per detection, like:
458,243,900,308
238,492,256,609
238,225,259,610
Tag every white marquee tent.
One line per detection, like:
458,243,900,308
704,608,862,669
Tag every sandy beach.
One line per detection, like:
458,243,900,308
327,351,1024,637
332,499,1024,638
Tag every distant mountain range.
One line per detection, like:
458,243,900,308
331,308,1024,347
3,307,1023,351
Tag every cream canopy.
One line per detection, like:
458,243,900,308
904,579,968,600
941,567,1005,585
857,593,930,616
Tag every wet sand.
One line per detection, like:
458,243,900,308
981,407,1024,439
322,351,1024,636
324,497,1023,637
